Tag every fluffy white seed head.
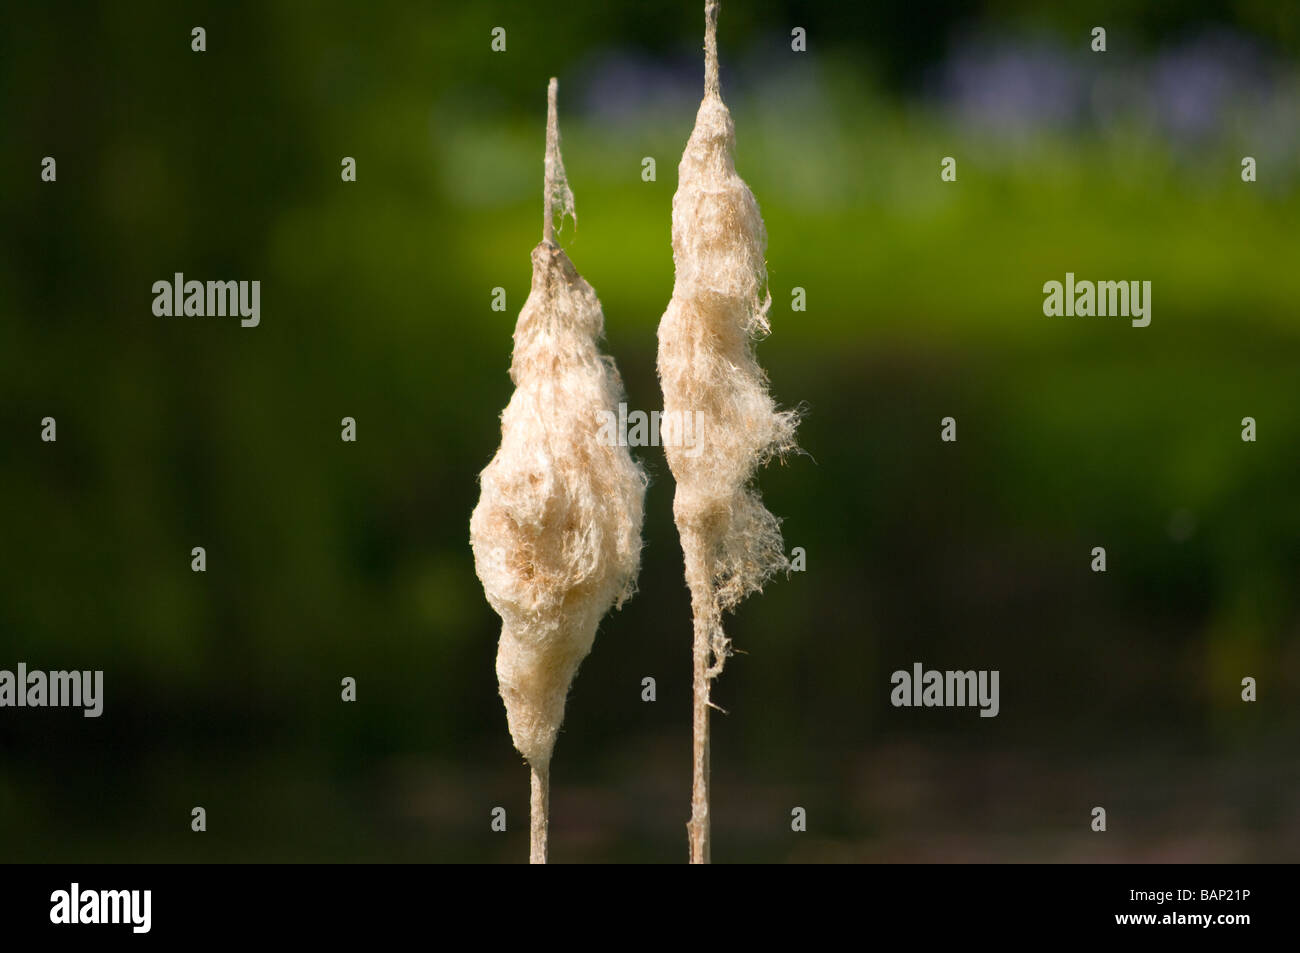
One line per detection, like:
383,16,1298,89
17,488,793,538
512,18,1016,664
657,6,798,642
471,90,646,768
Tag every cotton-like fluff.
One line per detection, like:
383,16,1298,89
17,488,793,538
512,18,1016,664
657,4,799,673
471,81,646,777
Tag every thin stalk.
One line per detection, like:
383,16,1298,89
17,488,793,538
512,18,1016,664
543,77,559,243
685,541,716,863
704,0,720,98
530,763,550,864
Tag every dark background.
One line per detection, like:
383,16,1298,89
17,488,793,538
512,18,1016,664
2,1,1297,862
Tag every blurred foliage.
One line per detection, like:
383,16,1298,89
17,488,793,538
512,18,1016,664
0,1,1297,861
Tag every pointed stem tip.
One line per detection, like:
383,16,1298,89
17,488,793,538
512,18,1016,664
704,1,720,97
543,78,559,243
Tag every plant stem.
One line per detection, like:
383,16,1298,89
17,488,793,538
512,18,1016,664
530,762,549,864
684,535,717,863
689,607,711,863
543,77,559,243
704,1,720,99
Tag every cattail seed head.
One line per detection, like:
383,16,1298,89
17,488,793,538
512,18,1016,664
657,7,798,631
471,80,646,771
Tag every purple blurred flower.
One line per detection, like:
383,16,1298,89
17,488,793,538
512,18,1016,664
572,50,701,126
935,36,1087,133
933,28,1286,147
1146,31,1272,140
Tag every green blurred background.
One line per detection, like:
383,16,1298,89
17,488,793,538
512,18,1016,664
2,1,1298,862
